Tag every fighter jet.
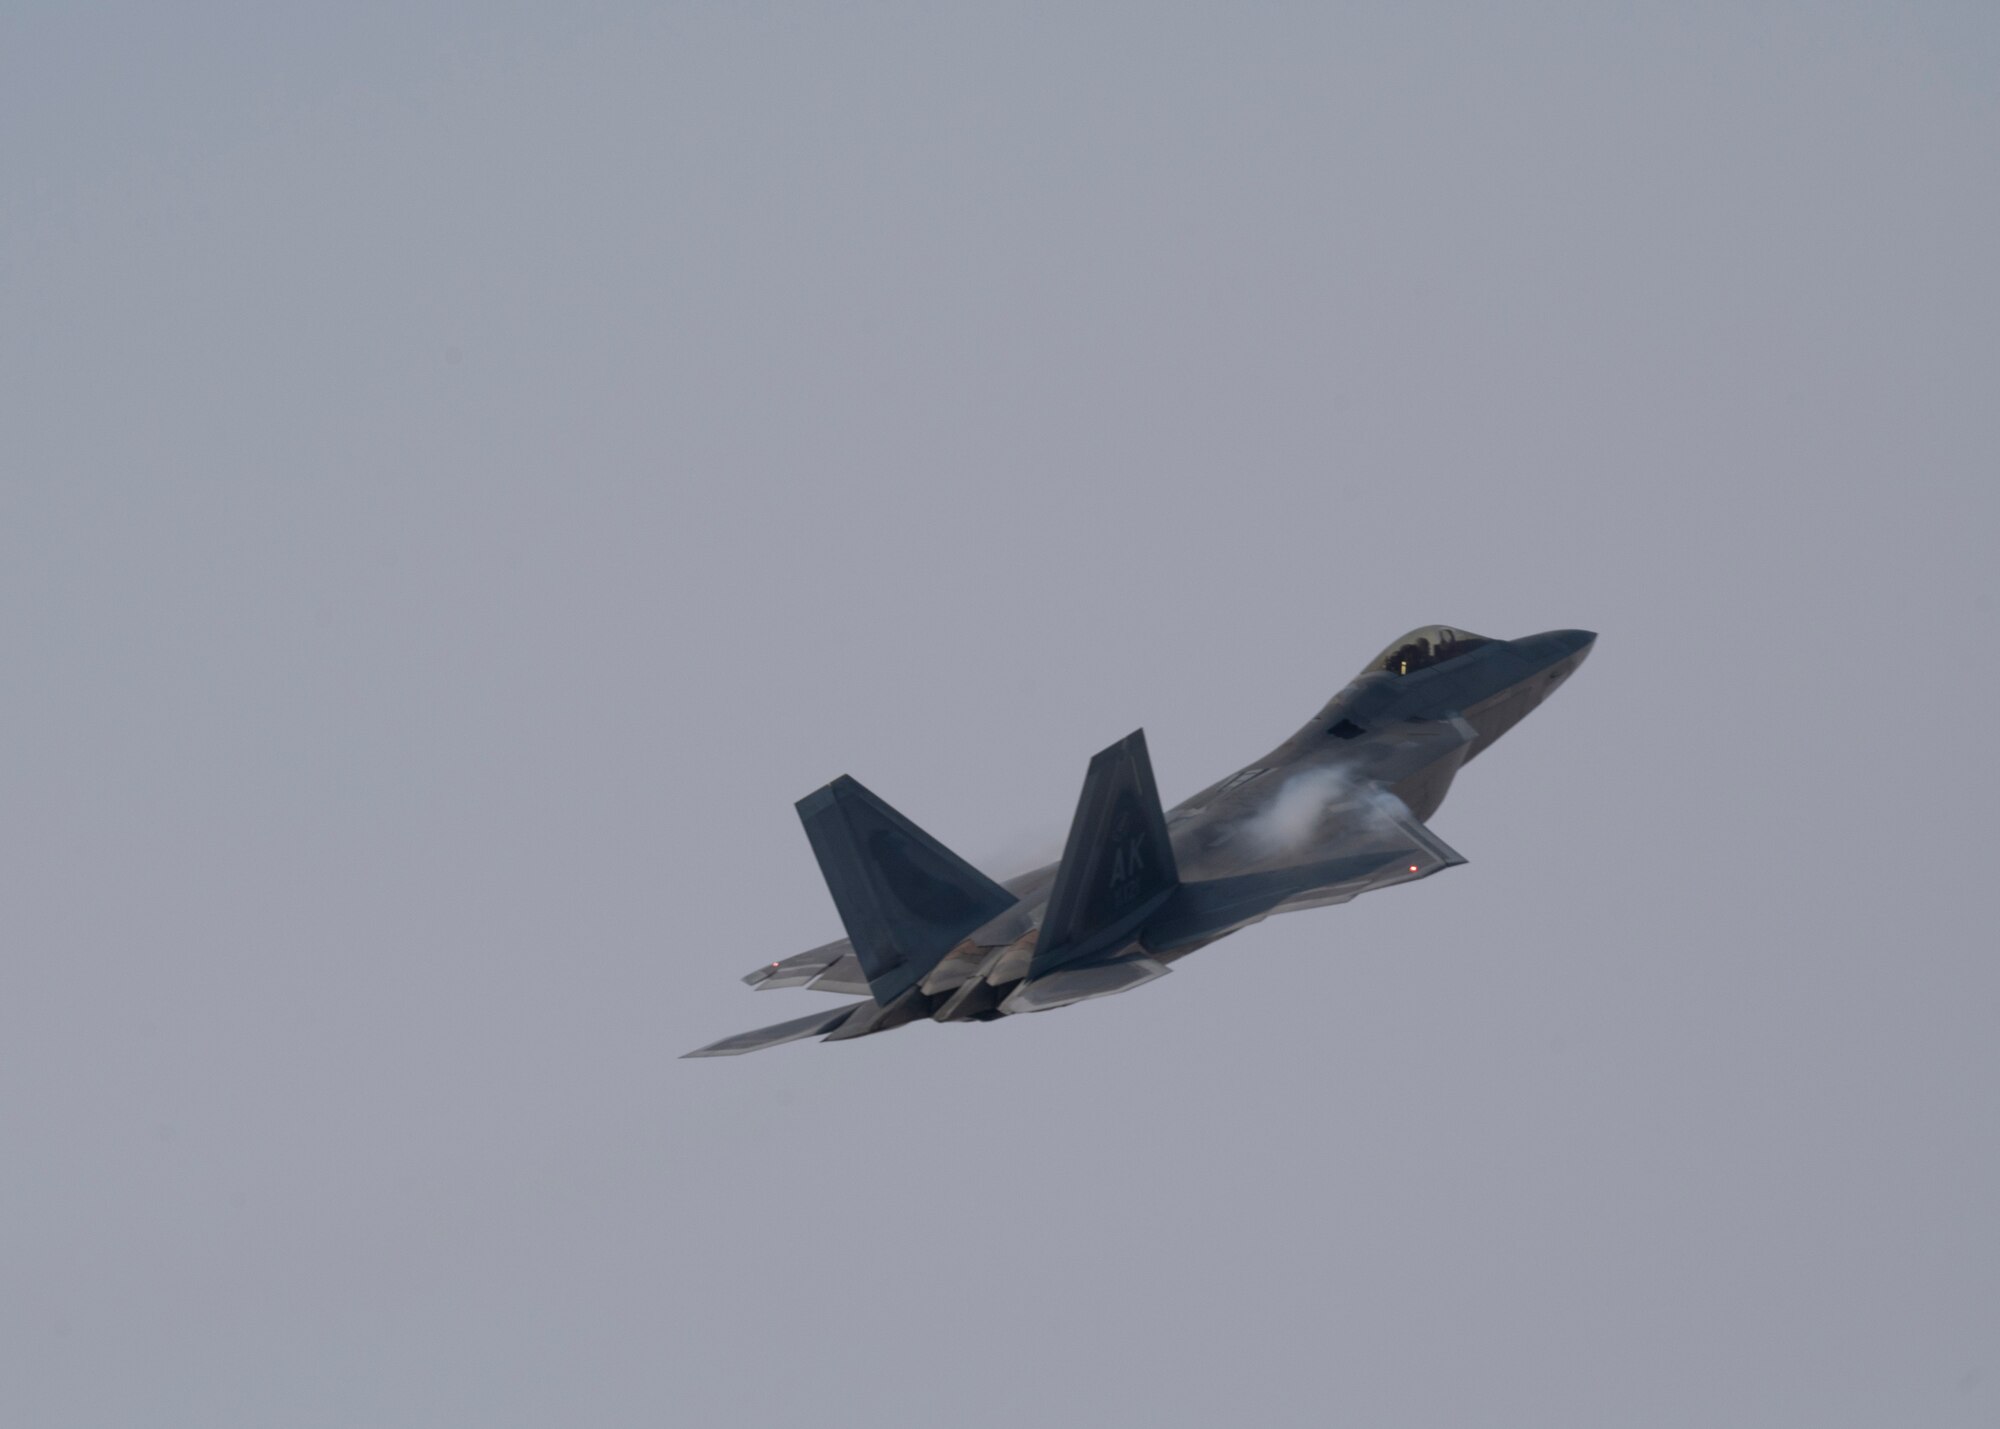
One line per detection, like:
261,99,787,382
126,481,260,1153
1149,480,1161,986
685,625,1594,1056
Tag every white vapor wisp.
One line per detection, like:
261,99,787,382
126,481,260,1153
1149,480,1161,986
1240,766,1355,855
1238,766,1421,858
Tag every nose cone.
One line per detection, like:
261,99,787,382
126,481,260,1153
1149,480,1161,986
1554,628,1596,660
1513,628,1597,670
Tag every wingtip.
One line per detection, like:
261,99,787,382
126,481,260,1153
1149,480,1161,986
680,1003,866,1058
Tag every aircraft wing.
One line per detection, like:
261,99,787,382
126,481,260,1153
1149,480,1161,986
741,938,847,989
1266,785,1465,909
741,939,878,995
1152,784,1466,948
683,1002,866,1057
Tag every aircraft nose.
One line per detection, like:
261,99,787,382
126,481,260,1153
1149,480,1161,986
1514,628,1597,669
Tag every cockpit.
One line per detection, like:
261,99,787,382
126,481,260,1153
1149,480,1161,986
1366,625,1493,678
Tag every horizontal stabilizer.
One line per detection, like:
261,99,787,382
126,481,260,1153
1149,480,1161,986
1031,730,1180,977
821,986,931,1041
682,1003,864,1058
797,775,1018,1005
1001,957,1170,1014
804,953,872,996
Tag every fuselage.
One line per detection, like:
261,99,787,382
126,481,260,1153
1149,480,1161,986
692,625,1597,1053
999,626,1596,913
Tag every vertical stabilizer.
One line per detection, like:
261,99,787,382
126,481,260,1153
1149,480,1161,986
796,776,1017,1005
1030,730,1180,977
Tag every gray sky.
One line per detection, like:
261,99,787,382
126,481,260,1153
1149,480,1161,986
4,5,1996,1425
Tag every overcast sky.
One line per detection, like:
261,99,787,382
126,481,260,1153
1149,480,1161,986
4,5,1997,1426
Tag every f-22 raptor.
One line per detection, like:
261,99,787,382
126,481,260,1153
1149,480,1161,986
686,625,1594,1056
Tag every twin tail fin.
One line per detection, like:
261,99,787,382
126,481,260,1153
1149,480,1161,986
1030,729,1179,977
794,775,1016,1005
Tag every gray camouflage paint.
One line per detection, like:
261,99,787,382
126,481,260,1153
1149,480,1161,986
688,625,1595,1054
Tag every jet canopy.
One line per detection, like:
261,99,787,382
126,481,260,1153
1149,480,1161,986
1366,625,1493,678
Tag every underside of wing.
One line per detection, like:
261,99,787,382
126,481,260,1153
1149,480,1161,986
1269,787,1466,912
1157,779,1469,942
681,1002,866,1057
742,939,849,989
1143,851,1410,951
